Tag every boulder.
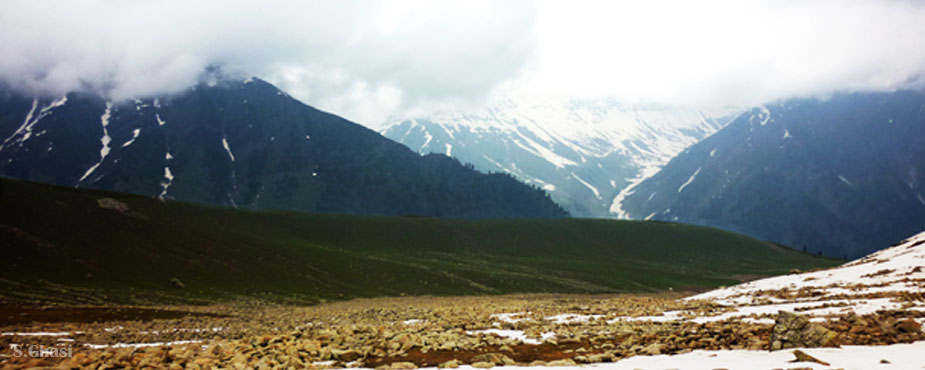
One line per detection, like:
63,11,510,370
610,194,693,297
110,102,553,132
896,319,922,333
770,311,839,351
97,197,130,212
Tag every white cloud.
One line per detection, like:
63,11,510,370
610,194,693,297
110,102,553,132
1,0,923,126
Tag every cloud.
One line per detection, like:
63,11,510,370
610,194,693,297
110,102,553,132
0,0,537,125
525,0,925,107
1,0,924,126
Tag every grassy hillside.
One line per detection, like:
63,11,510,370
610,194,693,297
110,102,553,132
0,177,839,305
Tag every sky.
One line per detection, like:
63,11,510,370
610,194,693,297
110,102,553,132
2,0,924,127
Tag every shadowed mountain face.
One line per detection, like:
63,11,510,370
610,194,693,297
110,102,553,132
621,91,925,258
0,78,566,219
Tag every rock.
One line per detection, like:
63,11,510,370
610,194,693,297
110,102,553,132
471,361,494,369
790,350,830,366
770,311,839,350
470,353,513,365
546,359,576,367
896,319,921,333
333,349,361,362
643,343,666,355
390,361,417,370
438,359,460,369
170,277,186,289
97,198,130,212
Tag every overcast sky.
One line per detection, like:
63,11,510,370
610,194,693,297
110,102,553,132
2,0,924,127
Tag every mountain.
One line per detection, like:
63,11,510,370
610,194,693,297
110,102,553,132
381,96,739,217
0,177,838,305
619,91,925,258
0,78,566,219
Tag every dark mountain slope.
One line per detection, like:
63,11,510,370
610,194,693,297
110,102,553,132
0,78,566,218
621,91,925,258
0,177,838,304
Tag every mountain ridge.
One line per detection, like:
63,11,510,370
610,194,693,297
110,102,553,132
0,77,567,219
381,97,740,217
620,90,925,257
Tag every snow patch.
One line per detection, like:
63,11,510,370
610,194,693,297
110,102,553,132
78,102,113,183
155,114,166,126
222,137,235,162
533,341,925,370
838,175,853,186
572,173,601,199
466,329,554,345
121,128,141,148
610,167,660,218
1,96,68,151
445,143,453,157
677,167,702,193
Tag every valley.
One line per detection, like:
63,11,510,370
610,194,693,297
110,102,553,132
1,232,922,369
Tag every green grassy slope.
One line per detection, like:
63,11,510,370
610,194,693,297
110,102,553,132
0,177,840,305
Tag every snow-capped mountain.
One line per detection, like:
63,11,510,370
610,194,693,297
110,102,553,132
382,96,740,217
0,78,567,219
620,91,925,258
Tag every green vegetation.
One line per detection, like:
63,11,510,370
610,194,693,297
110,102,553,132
0,177,840,305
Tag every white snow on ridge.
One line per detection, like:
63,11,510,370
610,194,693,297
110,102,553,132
121,128,141,148
677,167,701,193
420,131,432,150
222,137,235,162
445,143,453,157
609,167,660,219
381,97,743,217
572,173,601,199
159,151,175,199
688,230,925,310
1,96,69,151
78,102,113,183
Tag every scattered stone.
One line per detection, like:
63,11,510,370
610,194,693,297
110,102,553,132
790,350,830,366
770,311,839,350
170,277,186,289
546,359,577,367
471,361,495,369
438,359,460,369
390,361,417,370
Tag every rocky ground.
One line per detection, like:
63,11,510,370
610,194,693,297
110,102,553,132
0,293,921,370
1,232,923,370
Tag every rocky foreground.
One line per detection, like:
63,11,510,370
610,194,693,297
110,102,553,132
1,232,923,370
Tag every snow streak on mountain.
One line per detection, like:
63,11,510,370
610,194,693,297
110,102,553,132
382,96,740,217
